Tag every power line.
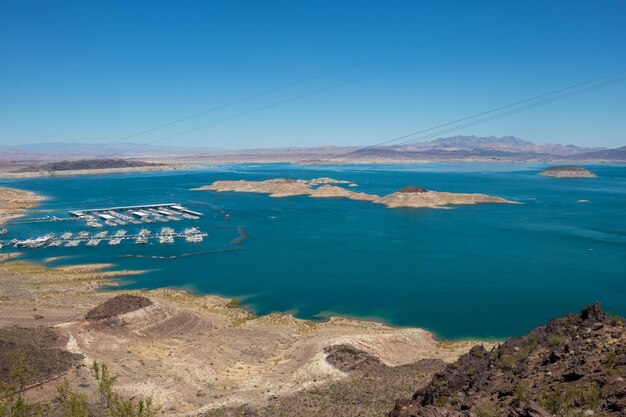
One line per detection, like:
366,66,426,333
86,2,562,157
304,69,626,166
100,32,518,158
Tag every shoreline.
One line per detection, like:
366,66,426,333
0,186,46,225
0,257,492,416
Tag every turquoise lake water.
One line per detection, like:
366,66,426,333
1,163,625,340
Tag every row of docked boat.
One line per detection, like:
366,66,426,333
79,206,201,228
4,227,207,249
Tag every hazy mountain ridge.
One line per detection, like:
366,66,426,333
399,135,604,156
0,136,623,163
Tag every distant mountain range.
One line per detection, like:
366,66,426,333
401,135,604,156
342,135,625,162
0,136,624,163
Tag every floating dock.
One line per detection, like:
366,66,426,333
68,203,203,227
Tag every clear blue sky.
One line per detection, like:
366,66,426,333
1,0,625,149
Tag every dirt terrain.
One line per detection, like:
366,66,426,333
0,257,488,416
0,186,45,225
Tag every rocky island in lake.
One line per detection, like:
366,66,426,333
539,165,597,178
194,178,518,208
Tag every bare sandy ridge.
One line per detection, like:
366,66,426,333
193,178,519,208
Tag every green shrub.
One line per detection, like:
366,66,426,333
499,354,516,370
540,382,601,416
226,299,240,308
1,352,159,417
513,380,532,405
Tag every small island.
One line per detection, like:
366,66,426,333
194,178,518,209
539,165,597,178
377,185,517,208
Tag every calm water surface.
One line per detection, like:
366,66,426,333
2,163,625,339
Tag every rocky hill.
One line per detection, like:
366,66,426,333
17,158,159,172
390,303,625,417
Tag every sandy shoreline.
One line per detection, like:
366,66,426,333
0,186,46,225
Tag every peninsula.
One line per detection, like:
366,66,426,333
193,178,518,208
539,165,598,178
0,186,45,225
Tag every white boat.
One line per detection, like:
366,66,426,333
160,227,174,235
60,232,73,239
87,239,101,247
87,221,103,228
184,227,200,234
114,230,127,237
65,240,80,247
78,231,89,238
105,220,118,227
159,235,174,244
108,238,122,245
94,231,109,238
48,240,62,247
186,234,203,243
139,229,151,236
135,236,148,244
0,229,8,236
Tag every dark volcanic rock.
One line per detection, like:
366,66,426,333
0,326,82,387
390,302,626,417
86,294,153,321
17,159,159,173
398,186,429,193
324,344,384,374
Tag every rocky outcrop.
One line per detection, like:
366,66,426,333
0,326,82,386
390,303,626,417
398,186,429,193
539,165,597,178
85,294,153,321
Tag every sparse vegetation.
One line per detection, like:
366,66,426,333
226,298,241,308
0,351,44,417
1,353,159,417
539,382,601,416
